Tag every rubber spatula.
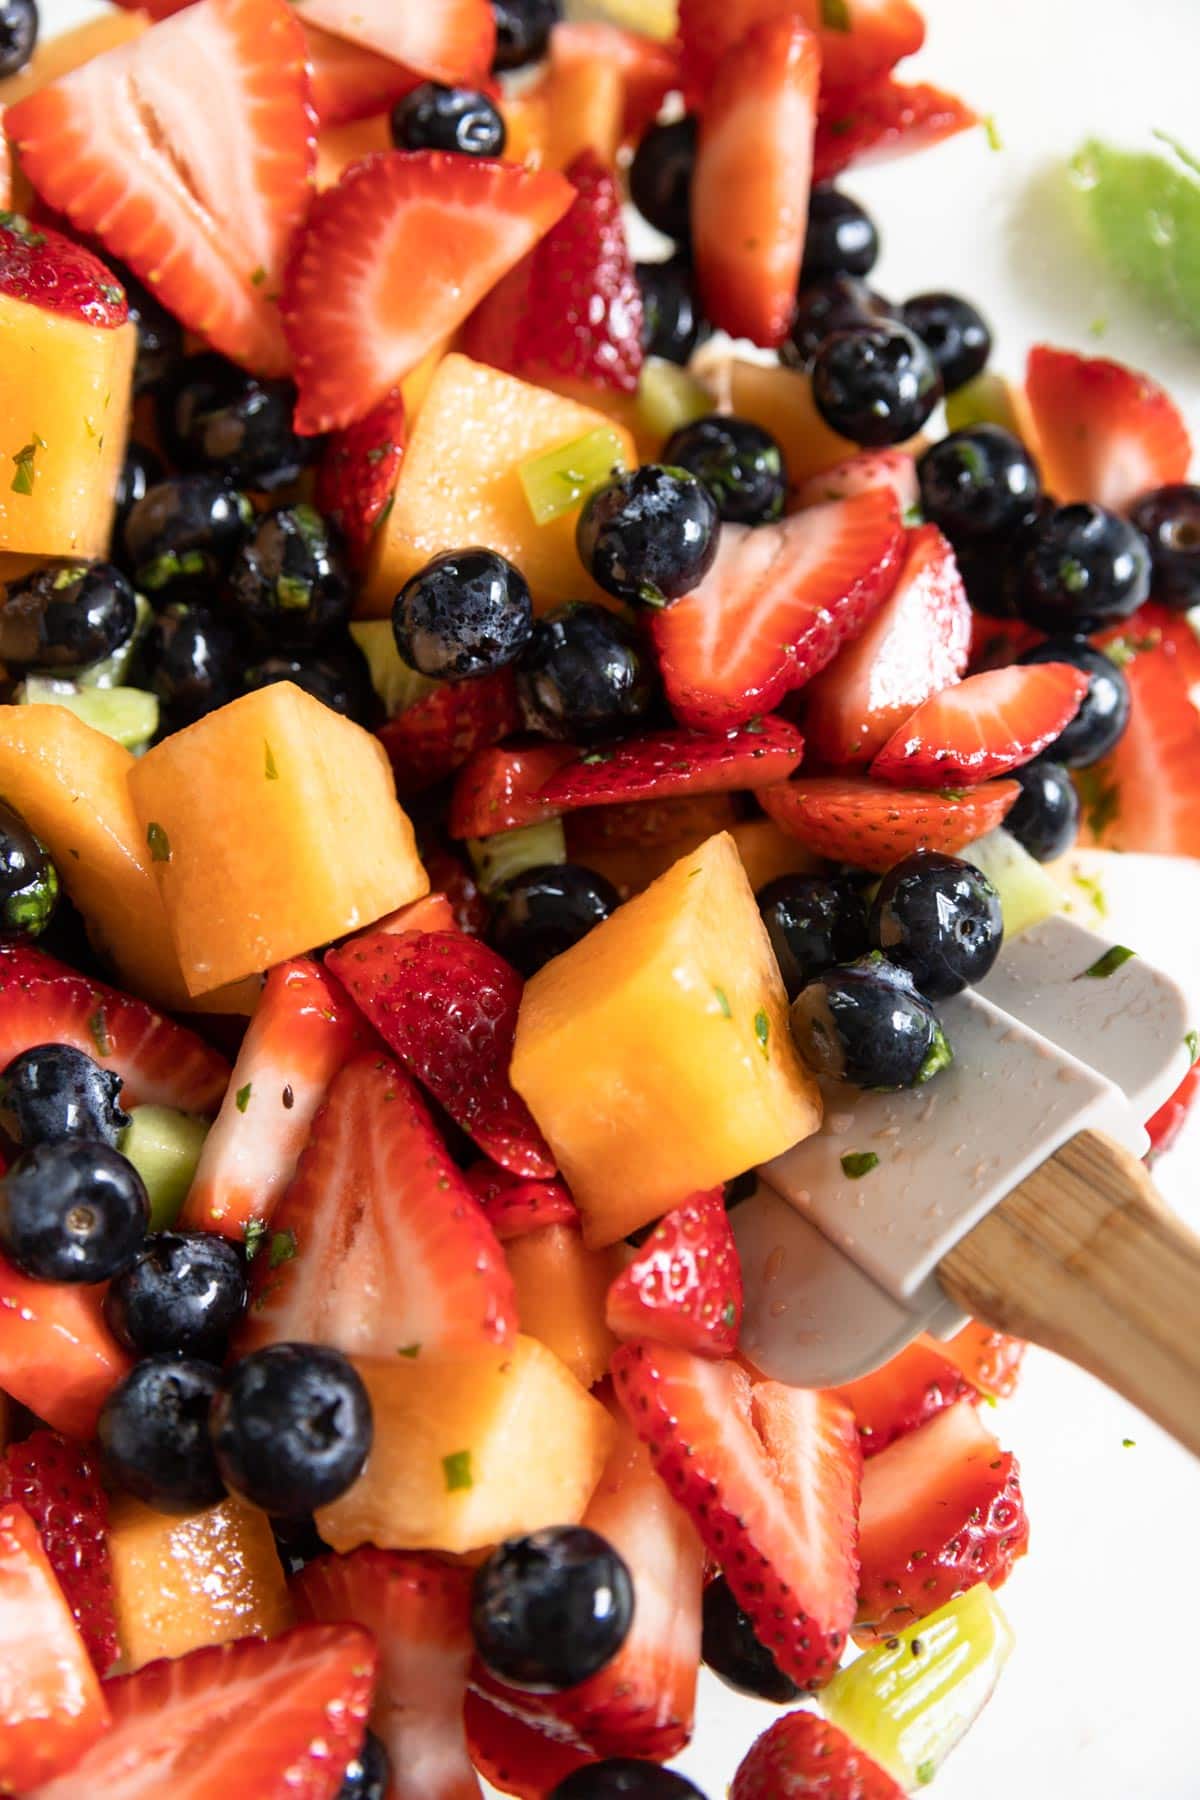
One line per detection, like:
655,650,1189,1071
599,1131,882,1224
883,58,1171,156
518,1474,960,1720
734,908,1200,1453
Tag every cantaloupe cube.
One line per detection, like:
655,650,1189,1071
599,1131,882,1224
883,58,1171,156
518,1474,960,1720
0,10,148,108
541,55,623,169
361,353,636,615
127,683,429,994
316,115,390,190
511,832,822,1245
727,360,860,494
729,818,823,894
505,1224,622,1389
107,1493,293,1672
316,1337,616,1555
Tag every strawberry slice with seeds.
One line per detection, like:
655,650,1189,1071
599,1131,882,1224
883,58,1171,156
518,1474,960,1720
1024,343,1192,513
794,446,920,515
870,662,1089,786
830,1338,974,1459
731,1709,905,1800
315,389,407,569
606,1190,741,1357
0,215,128,327
302,22,421,128
464,1162,580,1242
449,743,577,839
8,0,314,375
326,930,555,1177
938,1321,1026,1401
0,1257,132,1439
283,152,573,432
238,1052,515,1358
612,1340,861,1690
464,1691,591,1800
814,77,978,185
803,524,972,766
537,719,806,812
651,489,905,733
360,893,460,938
294,0,494,86
377,671,521,797
679,0,922,105
758,775,1020,872
566,794,737,853
0,1431,117,1674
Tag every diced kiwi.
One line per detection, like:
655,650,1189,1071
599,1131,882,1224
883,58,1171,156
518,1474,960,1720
944,371,1023,436
636,358,714,445
963,827,1062,937
519,426,629,525
121,1104,209,1231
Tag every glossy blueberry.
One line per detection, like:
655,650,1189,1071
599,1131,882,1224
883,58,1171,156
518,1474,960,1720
488,863,619,976
0,1043,128,1151
270,1513,329,1577
0,0,37,79
801,185,879,284
662,415,785,526
158,352,318,492
105,1230,249,1362
811,324,943,448
211,1342,373,1517
868,850,1003,999
1129,483,1200,611
550,1765,708,1800
629,116,696,243
917,426,1041,540
901,291,992,394
516,602,656,741
114,441,166,536
491,0,559,69
471,1525,634,1691
1017,639,1130,768
0,1139,147,1282
782,274,896,369
393,548,533,680
789,954,951,1090
636,255,708,365
1019,502,1151,632
0,559,137,674
1004,759,1079,863
0,799,58,938
701,1575,800,1703
391,81,506,156
123,475,254,603
120,268,185,397
950,498,1053,619
335,1730,391,1800
138,603,239,730
578,464,719,606
98,1356,225,1512
757,874,869,1002
227,504,351,650
243,649,372,722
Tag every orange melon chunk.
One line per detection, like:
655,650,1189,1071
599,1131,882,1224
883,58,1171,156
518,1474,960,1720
727,358,861,494
0,10,148,108
505,1223,622,1389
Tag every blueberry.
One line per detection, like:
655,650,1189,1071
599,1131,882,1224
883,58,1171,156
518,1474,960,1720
105,1230,248,1362
1129,483,1200,611
917,426,1041,540
114,441,166,536
1004,759,1079,862
120,268,185,397
662,416,785,527
0,1139,147,1282
0,1044,129,1150
0,0,37,79
701,1575,800,1703
270,1514,329,1577
211,1342,373,1517
98,1355,226,1512
811,324,943,448
157,352,318,492
801,187,879,284
1019,502,1150,633
335,1730,391,1800
868,851,1003,999
900,292,991,394
782,274,896,369
516,603,656,740
0,559,137,674
629,116,696,243
757,874,869,1002
0,799,58,938
636,255,708,365
471,1525,634,1691
393,548,533,680
550,1764,708,1800
789,955,951,1090
391,82,506,156
578,465,719,607
491,0,559,69
1017,639,1130,768
950,499,1053,619
243,649,372,722
227,504,352,651
124,475,254,603
138,603,239,730
488,863,619,976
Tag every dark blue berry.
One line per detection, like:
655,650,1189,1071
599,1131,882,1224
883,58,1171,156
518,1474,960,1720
104,1230,248,1362
516,603,656,740
868,850,1002,1000
0,0,37,80
138,603,239,730
782,274,896,369
701,1575,799,1703
1017,639,1130,768
471,1525,634,1691
335,1730,390,1800
1004,759,1079,863
227,504,352,651
0,1043,128,1150
243,649,373,722
950,499,1053,620
98,1355,226,1512
811,324,943,448
1129,483,1200,611
0,559,137,673
270,1514,329,1576
629,116,696,243
636,255,708,365
390,82,506,156
662,416,785,526
757,874,869,1002
211,1342,373,1517
491,0,559,69
0,1139,147,1282
577,465,719,606
114,441,166,536
0,799,58,938
550,1763,707,1799
157,353,318,492
488,863,619,976
789,955,951,1089
801,187,879,284
123,475,254,603
901,291,991,394
1019,502,1150,633
393,548,533,680
917,426,1041,540
120,267,185,397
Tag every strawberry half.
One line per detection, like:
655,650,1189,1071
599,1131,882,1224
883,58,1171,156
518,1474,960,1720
0,1256,132,1439
0,943,229,1114
294,0,494,86
1024,344,1192,513
830,1338,974,1458
814,77,978,185
731,1709,905,1800
8,0,314,375
758,775,1020,872
315,389,407,569
377,671,521,796
0,214,128,328
612,1341,860,1690
869,662,1089,786
0,1431,117,1674
464,1691,591,1800
537,719,806,812
302,22,421,128
29,1621,378,1800
679,0,922,106
794,447,920,515
464,1162,580,1241
449,743,577,839
282,152,573,433
291,1549,479,1800
651,489,906,733
937,1321,1026,1401
803,524,972,766
606,1189,742,1357
691,14,819,348
855,1401,1029,1641
326,930,555,1177
238,1052,516,1358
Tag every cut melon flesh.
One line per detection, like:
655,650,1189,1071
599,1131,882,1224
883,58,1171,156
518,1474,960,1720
0,10,148,108
505,1223,622,1389
963,827,1062,938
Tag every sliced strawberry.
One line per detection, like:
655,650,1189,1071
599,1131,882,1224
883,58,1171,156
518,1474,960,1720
1148,1063,1200,1159
0,214,127,328
294,0,494,86
652,489,906,733
28,1621,377,1800
291,1549,479,1800
1025,343,1193,513
0,943,229,1114
8,0,314,375
0,1257,132,1439
449,744,577,839
359,892,460,938
565,794,737,853
794,446,920,515
691,15,819,348
758,775,1020,872
612,1341,860,1690
537,719,805,812
548,21,680,142
464,1691,592,1800
679,0,922,106
464,1162,580,1242
870,662,1089,786
422,846,490,935
315,389,407,569
377,671,521,797
855,1401,1029,1641
326,930,555,1177
302,21,421,128
282,152,573,432
937,1321,1026,1401
814,77,978,185
0,124,10,213
606,1190,741,1357
181,957,369,1242
0,1431,117,1674
830,1338,973,1458
238,1052,515,1358
731,1709,905,1800
803,524,972,766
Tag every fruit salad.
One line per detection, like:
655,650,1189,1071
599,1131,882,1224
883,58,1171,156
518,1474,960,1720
0,0,1194,1794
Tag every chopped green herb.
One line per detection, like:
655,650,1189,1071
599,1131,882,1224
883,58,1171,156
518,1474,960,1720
1079,944,1135,980
250,265,267,287
88,1006,113,1059
374,493,395,537
365,443,395,465
1088,315,1109,338
275,574,312,611
722,1300,738,1328
268,1227,298,1269
1059,555,1087,593
0,211,46,248
841,1151,880,1179
1075,765,1121,839
982,114,1003,152
917,1022,954,1083
938,788,973,802
1122,1436,1137,1448
713,985,732,1018
1072,871,1108,917
100,282,123,306
11,437,44,497
264,740,279,781
820,0,851,26
243,1218,268,1261
753,1008,770,1059
916,1761,937,1787
1186,1029,1198,1064
140,548,206,590
902,502,923,527
579,749,613,766
397,1343,421,1359
146,822,172,863
957,439,987,483
442,1449,473,1493
235,1083,252,1114
1103,631,1159,668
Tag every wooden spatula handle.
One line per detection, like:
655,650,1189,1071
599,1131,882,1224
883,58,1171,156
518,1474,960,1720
939,1129,1200,1456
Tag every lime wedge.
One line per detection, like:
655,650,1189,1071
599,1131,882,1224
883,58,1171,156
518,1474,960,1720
122,1104,209,1231
1070,135,1200,336
21,678,159,750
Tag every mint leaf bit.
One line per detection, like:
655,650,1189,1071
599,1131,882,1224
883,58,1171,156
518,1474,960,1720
264,740,279,781
250,265,267,287
146,822,172,863
722,1299,738,1327
1059,555,1088,594
0,212,45,247
1076,765,1121,838
235,1082,252,1114
753,1008,770,1059
1122,1435,1137,1447
713,985,732,1019
244,1219,268,1261
1079,944,1135,979
916,1760,937,1786
1072,871,1108,916
820,0,851,24
918,1022,954,1083
841,1151,880,1179
1186,1029,1198,1064
88,1005,113,1059
982,114,1003,152
397,1343,421,1359
443,1449,473,1492
11,439,41,496
268,1227,298,1269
